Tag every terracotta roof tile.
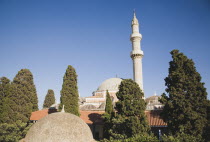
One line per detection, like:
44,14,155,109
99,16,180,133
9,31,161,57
145,110,167,127
79,110,104,124
30,109,167,127
30,109,49,121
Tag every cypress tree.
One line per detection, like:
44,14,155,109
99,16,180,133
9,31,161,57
12,69,38,122
43,89,55,108
160,50,208,136
102,90,114,139
110,79,150,139
60,65,79,116
105,90,113,114
0,77,14,123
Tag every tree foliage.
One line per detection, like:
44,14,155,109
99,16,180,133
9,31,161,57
160,50,208,136
105,90,113,114
43,89,55,108
161,132,203,142
0,77,15,124
102,90,114,139
60,65,80,116
101,133,158,142
0,120,32,142
204,99,210,142
109,79,150,139
12,69,38,122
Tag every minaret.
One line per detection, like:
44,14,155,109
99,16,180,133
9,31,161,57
130,11,144,91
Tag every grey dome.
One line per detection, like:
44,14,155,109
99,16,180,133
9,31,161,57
80,104,97,110
24,112,94,142
97,78,122,91
98,102,106,110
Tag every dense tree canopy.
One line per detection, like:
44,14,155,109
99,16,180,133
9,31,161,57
0,120,32,142
12,69,38,122
43,89,55,108
60,65,80,116
160,50,208,137
110,79,150,139
0,77,14,123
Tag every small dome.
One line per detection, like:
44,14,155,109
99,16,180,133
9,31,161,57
97,78,122,91
146,96,161,102
98,102,105,110
80,104,97,110
24,112,94,142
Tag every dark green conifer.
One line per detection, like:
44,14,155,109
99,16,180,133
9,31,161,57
60,65,80,116
0,77,14,123
43,89,55,108
160,50,208,137
105,90,113,114
12,69,38,122
110,79,150,139
102,90,114,139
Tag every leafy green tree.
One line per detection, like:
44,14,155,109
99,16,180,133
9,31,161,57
0,120,32,142
0,77,15,123
102,90,114,139
160,50,208,137
60,65,80,116
162,132,203,142
110,79,150,139
12,69,38,122
100,134,158,142
43,89,55,108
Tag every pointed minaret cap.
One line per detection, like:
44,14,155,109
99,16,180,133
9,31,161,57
61,105,65,112
132,9,139,25
133,9,136,18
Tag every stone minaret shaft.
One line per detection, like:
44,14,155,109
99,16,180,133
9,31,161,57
130,12,144,91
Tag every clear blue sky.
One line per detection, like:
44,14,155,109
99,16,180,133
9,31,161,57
0,0,209,109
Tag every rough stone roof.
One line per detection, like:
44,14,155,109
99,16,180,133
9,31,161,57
25,112,94,142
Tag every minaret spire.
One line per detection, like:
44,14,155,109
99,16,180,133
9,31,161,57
133,9,136,17
130,11,144,91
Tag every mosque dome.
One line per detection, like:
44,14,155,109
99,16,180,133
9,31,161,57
97,78,122,91
24,112,94,142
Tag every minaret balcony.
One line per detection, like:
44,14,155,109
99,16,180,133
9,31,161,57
130,33,142,40
130,50,144,58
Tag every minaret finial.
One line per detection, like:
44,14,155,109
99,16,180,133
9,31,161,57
133,9,136,17
61,105,65,112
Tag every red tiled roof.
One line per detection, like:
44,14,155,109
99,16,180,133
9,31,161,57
30,109,105,125
30,109,49,121
30,109,167,127
145,110,167,127
80,110,104,124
